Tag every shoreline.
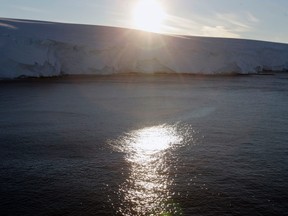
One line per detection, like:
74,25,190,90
0,71,281,83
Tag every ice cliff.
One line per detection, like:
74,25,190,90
1,18,288,79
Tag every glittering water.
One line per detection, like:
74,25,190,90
1,74,288,216
109,124,195,215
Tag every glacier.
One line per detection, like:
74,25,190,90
1,18,288,79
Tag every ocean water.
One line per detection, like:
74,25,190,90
1,74,288,216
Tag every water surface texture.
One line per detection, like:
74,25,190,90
1,75,288,215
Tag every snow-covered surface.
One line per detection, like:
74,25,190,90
1,18,288,79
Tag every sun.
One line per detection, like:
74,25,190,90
132,0,167,33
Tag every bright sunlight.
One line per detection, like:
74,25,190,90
132,0,167,33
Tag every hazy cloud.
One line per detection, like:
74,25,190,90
201,25,241,38
216,13,251,31
245,12,260,23
10,5,44,13
197,11,261,38
162,15,200,35
160,9,260,38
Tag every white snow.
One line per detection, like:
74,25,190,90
1,18,288,79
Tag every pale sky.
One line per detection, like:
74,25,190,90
0,0,288,43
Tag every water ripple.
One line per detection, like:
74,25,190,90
109,123,196,215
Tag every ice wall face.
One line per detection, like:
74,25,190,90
1,18,288,79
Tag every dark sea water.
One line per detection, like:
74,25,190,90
1,74,288,216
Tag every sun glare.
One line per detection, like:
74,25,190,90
109,123,196,214
132,0,166,33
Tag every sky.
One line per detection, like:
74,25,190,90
0,0,288,43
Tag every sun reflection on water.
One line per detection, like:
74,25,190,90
111,124,195,215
